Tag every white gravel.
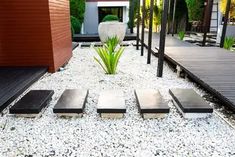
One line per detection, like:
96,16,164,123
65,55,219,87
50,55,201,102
1,45,235,157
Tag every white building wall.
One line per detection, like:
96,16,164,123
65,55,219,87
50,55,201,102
84,1,129,34
84,2,99,34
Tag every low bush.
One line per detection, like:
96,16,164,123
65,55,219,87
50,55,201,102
224,37,235,50
102,15,119,22
71,16,81,34
93,36,124,74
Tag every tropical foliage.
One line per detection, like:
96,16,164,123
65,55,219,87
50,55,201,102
178,31,185,40
220,0,235,19
102,15,119,22
93,37,125,74
185,0,204,21
71,16,81,34
224,37,235,50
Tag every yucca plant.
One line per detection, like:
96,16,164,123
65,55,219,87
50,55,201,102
93,36,124,74
178,31,185,40
224,37,235,50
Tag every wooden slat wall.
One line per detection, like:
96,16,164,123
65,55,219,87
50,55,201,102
49,0,72,70
0,0,72,72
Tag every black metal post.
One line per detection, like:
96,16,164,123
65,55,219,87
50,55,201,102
220,0,231,48
147,0,154,64
157,0,169,77
130,0,135,33
167,0,171,34
141,0,146,56
136,0,141,50
171,0,177,36
202,0,213,46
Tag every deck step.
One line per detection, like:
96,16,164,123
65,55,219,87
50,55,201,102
97,90,126,119
53,89,88,117
9,90,54,117
169,88,213,118
135,89,169,119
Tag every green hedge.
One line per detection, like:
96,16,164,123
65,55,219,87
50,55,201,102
185,0,204,21
71,16,81,34
70,0,85,34
102,15,119,22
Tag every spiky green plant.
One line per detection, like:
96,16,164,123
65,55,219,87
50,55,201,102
178,31,185,40
94,37,124,74
224,37,235,50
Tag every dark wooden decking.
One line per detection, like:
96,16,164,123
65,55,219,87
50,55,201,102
73,34,137,42
0,67,47,112
165,47,235,110
140,32,235,111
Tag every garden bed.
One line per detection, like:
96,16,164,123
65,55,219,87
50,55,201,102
1,45,235,156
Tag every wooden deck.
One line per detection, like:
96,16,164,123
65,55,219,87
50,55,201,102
0,67,47,112
140,32,235,111
165,47,235,110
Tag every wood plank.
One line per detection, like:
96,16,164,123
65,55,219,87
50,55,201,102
0,67,47,112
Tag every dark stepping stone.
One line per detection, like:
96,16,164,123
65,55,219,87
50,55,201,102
135,89,169,119
9,90,54,117
169,88,213,118
53,89,88,117
97,90,126,118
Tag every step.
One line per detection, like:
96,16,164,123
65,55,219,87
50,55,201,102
9,90,54,117
135,89,169,119
97,90,126,119
53,89,88,117
169,88,213,118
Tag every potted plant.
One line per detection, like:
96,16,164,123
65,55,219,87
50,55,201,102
98,15,127,43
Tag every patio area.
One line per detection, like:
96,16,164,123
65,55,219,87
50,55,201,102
1,45,235,156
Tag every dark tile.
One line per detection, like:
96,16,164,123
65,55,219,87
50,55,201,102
10,90,54,114
135,89,169,113
97,90,126,113
53,89,88,114
169,88,213,113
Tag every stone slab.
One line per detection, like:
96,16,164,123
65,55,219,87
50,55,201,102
9,90,54,115
53,89,88,114
97,90,126,113
169,88,213,113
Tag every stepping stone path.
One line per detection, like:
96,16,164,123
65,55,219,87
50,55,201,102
135,89,169,119
9,90,54,118
97,90,126,119
169,88,213,118
53,89,88,117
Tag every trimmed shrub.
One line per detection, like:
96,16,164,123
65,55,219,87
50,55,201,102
224,37,235,50
71,16,81,34
102,15,119,22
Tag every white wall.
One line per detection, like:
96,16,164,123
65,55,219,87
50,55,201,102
84,2,99,34
84,1,129,34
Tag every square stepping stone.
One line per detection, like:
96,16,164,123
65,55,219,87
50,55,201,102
135,89,169,119
9,90,54,118
53,89,88,117
97,90,126,119
169,88,213,118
